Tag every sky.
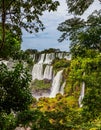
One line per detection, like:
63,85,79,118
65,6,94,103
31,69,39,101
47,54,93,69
21,0,101,51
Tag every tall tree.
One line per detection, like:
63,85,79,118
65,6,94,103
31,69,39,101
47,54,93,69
66,0,101,15
58,10,101,57
0,63,33,114
58,0,101,56
0,0,59,49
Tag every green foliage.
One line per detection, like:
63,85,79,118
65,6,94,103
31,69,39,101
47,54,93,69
58,1,101,128
30,79,51,91
14,93,101,130
16,109,53,130
0,63,33,113
0,1,101,129
66,51,101,121
16,110,38,128
52,58,71,72
0,112,16,130
58,10,101,57
41,48,60,53
0,0,59,46
58,17,85,42
0,0,59,58
35,95,82,130
12,50,33,64
25,49,38,55
67,0,94,15
0,30,21,59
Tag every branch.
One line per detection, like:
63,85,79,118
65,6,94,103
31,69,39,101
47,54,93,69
5,0,15,11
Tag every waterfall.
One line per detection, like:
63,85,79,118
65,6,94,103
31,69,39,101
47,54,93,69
32,64,43,80
64,54,71,60
57,53,64,59
38,54,45,64
60,82,66,95
44,53,55,64
78,82,85,107
33,54,36,62
50,70,63,98
43,65,53,80
31,51,71,99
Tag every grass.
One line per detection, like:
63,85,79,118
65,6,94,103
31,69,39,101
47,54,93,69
30,79,51,91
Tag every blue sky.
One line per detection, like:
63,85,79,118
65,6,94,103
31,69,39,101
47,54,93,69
21,0,101,51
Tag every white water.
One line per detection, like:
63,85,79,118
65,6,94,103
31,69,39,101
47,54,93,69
32,53,55,80
60,82,66,95
37,53,55,64
31,52,71,99
33,52,71,63
50,70,63,98
33,54,36,62
78,82,85,107
43,65,53,80
32,64,43,80
44,53,55,64
64,54,71,60
32,64,53,80
38,54,45,64
56,53,64,59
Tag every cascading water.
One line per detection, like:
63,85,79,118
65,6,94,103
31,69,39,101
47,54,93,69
31,51,71,99
32,53,45,80
50,70,63,98
38,54,45,64
43,65,53,80
44,53,55,64
32,64,43,80
78,82,85,107
33,54,36,62
60,82,66,95
56,53,64,59
64,54,71,60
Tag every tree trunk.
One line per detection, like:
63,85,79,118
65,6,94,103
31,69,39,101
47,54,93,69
1,0,6,50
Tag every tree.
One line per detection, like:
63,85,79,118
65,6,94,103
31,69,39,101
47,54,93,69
0,63,33,114
65,49,101,121
58,1,101,56
0,112,16,130
0,27,21,58
0,0,59,49
58,10,101,57
58,0,101,128
66,0,101,15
